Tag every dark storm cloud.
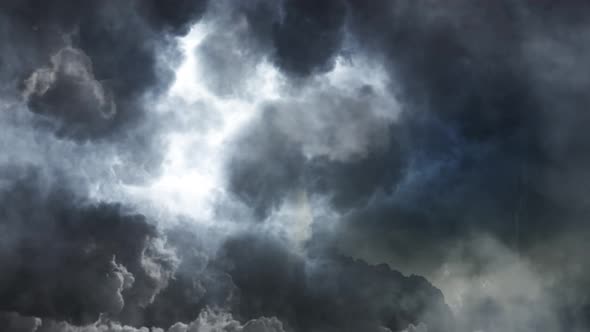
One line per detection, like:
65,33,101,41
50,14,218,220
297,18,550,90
225,0,590,261
113,225,456,332
3,0,590,331
23,46,117,138
0,3,212,327
270,0,347,76
333,0,590,261
227,77,401,218
127,223,238,328
227,109,307,219
214,232,455,332
222,1,590,330
192,0,350,96
239,0,348,76
0,0,207,140
0,0,212,188
0,167,177,325
142,0,209,35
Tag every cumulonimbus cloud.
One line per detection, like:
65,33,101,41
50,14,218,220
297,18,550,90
1,1,590,332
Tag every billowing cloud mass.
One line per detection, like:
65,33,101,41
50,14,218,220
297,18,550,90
1,1,589,332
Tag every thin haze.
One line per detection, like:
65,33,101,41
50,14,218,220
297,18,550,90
0,1,589,332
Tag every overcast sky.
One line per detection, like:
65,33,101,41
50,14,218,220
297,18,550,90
1,1,589,332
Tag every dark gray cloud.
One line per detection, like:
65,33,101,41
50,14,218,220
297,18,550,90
227,109,307,219
213,232,455,332
0,167,177,325
0,0,206,140
334,0,590,267
0,0,211,188
116,226,455,332
226,0,590,258
2,1,590,332
0,164,453,331
130,223,238,328
269,0,347,76
142,0,209,35
238,0,348,77
222,1,590,331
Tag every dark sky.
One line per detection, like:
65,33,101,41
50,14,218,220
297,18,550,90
1,1,589,331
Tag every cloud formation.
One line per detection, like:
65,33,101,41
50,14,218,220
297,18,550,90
1,309,284,332
1,1,590,332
